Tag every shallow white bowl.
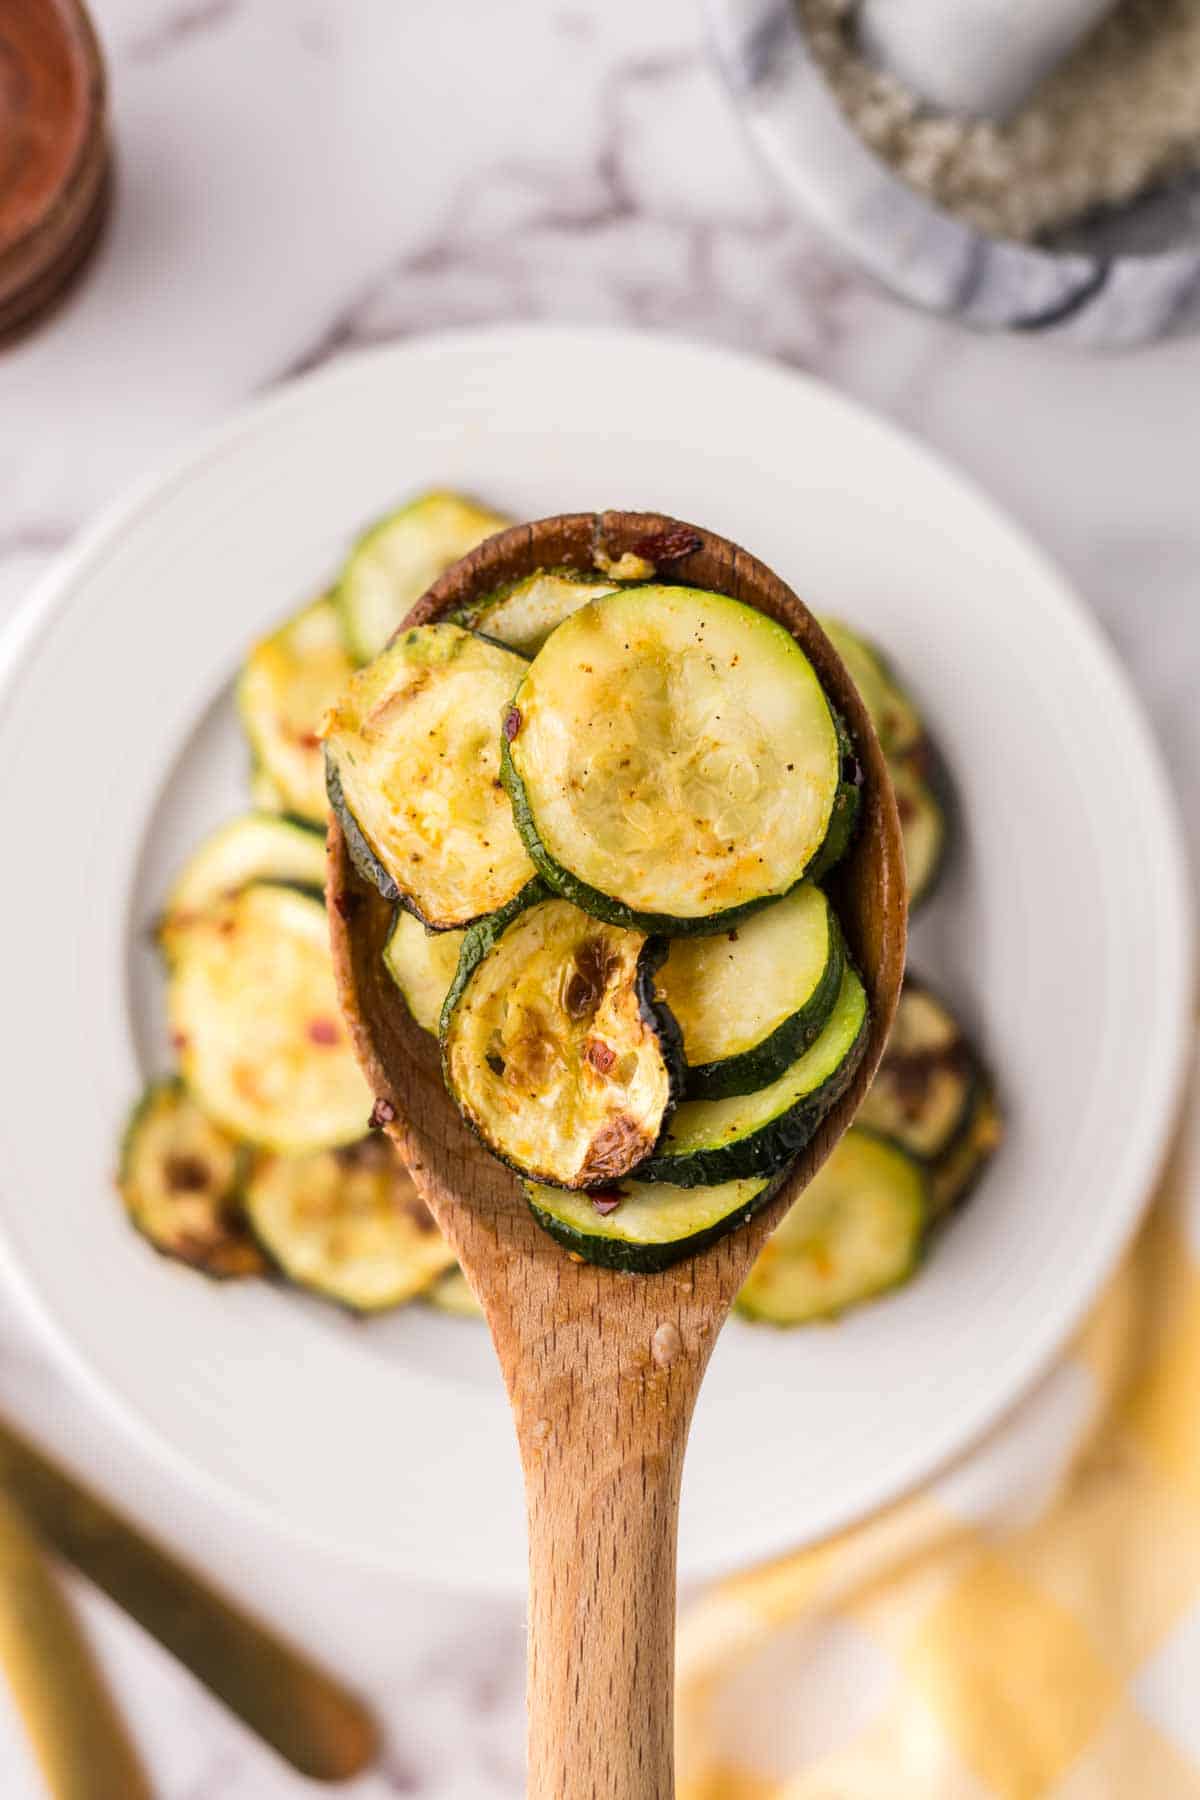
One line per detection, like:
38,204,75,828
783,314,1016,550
0,326,1190,1589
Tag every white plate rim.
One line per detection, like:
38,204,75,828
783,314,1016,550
0,322,1193,1588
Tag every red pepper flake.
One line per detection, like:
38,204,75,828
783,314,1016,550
630,527,702,563
727,929,739,943
369,1097,397,1129
307,1017,340,1046
590,1188,625,1216
334,890,362,921
503,706,522,742
584,1038,616,1075
297,730,322,750
170,1029,190,1051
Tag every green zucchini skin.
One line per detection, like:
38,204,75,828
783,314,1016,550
524,1175,777,1274
501,733,856,940
326,758,404,907
637,970,870,1187
805,713,862,883
439,883,685,1186
679,912,846,1102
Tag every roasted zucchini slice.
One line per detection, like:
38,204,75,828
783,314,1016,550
383,910,466,1035
337,490,509,663
459,569,618,655
892,757,948,910
323,623,535,929
236,595,354,824
249,765,286,812
427,1266,485,1318
167,884,373,1154
736,1129,926,1324
856,975,976,1161
442,886,682,1188
639,963,868,1186
526,1174,772,1273
501,585,852,934
243,1137,455,1312
162,814,326,926
821,618,922,758
931,1084,1003,1220
118,1080,265,1278
659,884,843,1100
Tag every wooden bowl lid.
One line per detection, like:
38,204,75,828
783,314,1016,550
0,0,108,342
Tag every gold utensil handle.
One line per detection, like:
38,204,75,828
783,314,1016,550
0,1486,151,1800
0,1420,376,1784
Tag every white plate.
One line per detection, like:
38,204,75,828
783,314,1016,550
0,327,1191,1590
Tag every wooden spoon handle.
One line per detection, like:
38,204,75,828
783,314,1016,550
525,1425,684,1799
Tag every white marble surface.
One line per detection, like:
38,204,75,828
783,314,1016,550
0,0,1197,1792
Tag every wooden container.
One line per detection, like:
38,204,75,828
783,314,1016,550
0,0,109,343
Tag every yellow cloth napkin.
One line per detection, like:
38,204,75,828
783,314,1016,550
677,1060,1200,1800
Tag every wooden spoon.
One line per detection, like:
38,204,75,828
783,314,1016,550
328,511,907,1800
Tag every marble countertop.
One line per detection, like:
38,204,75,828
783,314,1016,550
0,0,1197,1792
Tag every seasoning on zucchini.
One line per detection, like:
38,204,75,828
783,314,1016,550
162,813,326,927
526,1174,772,1274
855,975,976,1162
501,585,855,935
427,1266,485,1318
323,623,535,929
337,490,509,663
459,569,618,655
243,1136,455,1312
931,1084,1003,1220
167,883,373,1154
659,883,844,1100
736,1129,926,1324
383,910,466,1035
441,886,682,1188
237,595,354,824
118,1080,265,1278
639,963,868,1186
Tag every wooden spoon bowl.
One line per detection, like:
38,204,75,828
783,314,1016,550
328,510,907,1799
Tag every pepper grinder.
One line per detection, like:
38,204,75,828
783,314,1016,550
0,0,109,342
858,0,1117,118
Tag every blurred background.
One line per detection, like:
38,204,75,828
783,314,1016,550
1,0,1197,1794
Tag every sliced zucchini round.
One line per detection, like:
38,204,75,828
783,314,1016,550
167,883,373,1154
236,595,354,825
162,813,326,928
639,963,868,1186
501,585,849,934
931,1084,1003,1221
856,975,976,1162
821,618,922,758
892,757,948,910
248,765,286,813
736,1129,926,1324
383,909,466,1035
427,1266,485,1319
659,884,844,1100
442,886,682,1188
337,490,509,664
118,1080,264,1278
526,1174,772,1273
323,623,535,929
243,1136,455,1313
459,569,618,656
